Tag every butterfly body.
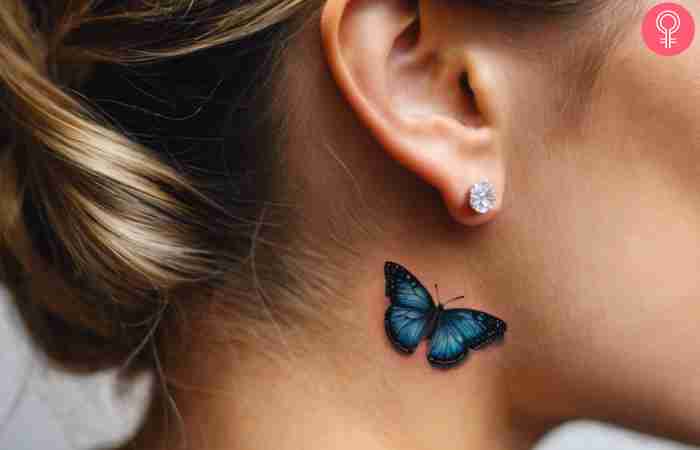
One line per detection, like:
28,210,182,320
384,261,507,369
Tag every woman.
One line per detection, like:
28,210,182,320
1,0,698,448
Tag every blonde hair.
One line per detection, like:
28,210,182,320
0,0,320,374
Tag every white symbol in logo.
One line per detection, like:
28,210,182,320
656,10,681,48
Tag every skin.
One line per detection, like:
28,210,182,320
124,0,700,449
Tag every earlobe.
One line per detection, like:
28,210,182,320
320,0,507,226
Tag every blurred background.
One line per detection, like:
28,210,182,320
1,284,698,450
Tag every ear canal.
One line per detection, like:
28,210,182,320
458,70,485,127
459,72,476,101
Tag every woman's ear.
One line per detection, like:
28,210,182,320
320,0,507,226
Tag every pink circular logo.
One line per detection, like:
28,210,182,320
642,2,695,56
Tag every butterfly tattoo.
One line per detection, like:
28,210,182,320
384,261,507,369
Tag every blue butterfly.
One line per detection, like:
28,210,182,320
384,261,507,369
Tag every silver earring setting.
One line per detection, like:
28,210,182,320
468,179,497,214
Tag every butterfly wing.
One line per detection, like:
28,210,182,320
384,261,436,354
384,305,433,354
384,261,435,311
427,308,507,369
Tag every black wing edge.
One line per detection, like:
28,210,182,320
427,349,469,370
471,315,507,350
384,261,402,297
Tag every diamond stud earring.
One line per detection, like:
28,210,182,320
468,179,497,214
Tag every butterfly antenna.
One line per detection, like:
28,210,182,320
443,295,465,306
434,283,440,305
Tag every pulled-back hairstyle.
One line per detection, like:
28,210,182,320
0,0,321,374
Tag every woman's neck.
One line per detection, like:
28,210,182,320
123,340,547,450
120,256,552,450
